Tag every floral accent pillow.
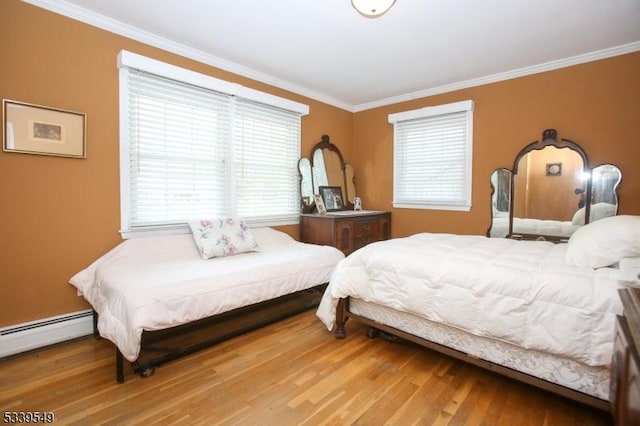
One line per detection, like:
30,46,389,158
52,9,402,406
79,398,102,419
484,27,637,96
188,218,259,259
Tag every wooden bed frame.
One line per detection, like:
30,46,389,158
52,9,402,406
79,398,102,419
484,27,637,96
94,285,326,383
334,298,610,412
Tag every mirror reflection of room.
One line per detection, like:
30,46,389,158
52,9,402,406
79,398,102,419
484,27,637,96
513,146,584,222
488,129,622,241
298,158,313,207
592,164,621,205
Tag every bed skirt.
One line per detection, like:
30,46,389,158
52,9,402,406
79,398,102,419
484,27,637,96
339,297,610,411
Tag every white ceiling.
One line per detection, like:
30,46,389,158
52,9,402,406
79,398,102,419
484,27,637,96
27,0,640,112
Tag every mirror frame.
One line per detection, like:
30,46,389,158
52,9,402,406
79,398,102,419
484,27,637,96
298,135,355,213
489,128,621,242
511,129,590,240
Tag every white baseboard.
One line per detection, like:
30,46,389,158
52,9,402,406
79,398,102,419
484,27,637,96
0,310,93,358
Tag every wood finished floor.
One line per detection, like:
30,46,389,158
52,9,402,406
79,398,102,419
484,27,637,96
0,310,613,425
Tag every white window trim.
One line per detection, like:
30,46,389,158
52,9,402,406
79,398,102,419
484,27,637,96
118,50,308,238
118,50,309,115
389,100,474,211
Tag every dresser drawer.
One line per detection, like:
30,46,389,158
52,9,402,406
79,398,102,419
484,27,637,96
354,220,380,248
300,211,391,256
334,220,354,254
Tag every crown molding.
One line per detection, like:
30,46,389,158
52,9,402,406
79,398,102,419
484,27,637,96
23,0,640,114
351,41,640,112
22,0,352,112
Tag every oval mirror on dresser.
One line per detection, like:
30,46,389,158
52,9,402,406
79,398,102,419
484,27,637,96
298,135,356,212
488,129,622,241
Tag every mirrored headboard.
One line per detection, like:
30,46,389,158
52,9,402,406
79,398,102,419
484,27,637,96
488,129,622,241
298,135,356,212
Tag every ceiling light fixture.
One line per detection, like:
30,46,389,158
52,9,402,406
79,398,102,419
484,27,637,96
351,0,396,18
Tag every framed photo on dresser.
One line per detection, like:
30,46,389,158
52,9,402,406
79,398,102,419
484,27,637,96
319,186,344,211
313,194,327,214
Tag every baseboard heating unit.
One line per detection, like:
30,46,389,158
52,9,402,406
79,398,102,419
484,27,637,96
0,310,93,358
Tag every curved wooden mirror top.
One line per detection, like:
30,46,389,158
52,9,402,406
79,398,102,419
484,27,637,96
298,135,356,212
488,129,622,241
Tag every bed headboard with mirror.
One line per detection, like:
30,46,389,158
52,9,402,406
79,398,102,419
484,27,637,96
298,135,356,213
488,128,622,241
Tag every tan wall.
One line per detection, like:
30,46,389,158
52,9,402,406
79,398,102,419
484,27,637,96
352,52,640,237
2,0,639,327
0,1,352,326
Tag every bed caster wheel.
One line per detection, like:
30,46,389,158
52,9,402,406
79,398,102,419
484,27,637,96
140,367,155,378
367,327,380,339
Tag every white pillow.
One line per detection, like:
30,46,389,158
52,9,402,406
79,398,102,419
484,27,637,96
565,215,640,268
188,217,259,259
250,227,296,249
571,203,617,225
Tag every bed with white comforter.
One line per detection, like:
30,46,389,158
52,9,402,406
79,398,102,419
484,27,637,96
71,227,344,363
317,219,640,407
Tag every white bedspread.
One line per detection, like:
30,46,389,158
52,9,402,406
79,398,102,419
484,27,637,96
317,233,623,367
70,227,344,361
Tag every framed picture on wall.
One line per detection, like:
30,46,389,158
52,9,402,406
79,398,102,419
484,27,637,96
546,162,562,176
319,186,344,211
2,99,86,158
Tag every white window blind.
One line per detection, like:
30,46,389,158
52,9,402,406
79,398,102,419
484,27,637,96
389,100,474,211
119,51,307,237
233,99,301,223
125,70,232,229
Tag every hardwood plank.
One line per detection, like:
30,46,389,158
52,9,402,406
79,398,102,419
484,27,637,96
0,310,613,425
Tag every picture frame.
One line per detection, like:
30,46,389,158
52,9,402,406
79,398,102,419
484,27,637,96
313,194,327,214
319,185,344,212
546,162,562,177
2,99,86,158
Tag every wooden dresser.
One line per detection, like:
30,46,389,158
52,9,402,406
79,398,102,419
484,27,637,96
300,211,391,256
611,288,640,425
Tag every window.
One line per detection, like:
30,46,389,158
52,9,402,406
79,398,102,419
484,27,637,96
118,51,308,238
388,100,474,211
232,99,302,222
